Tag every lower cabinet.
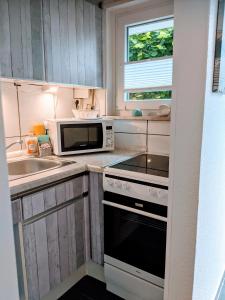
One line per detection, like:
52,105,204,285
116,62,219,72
89,172,104,265
11,172,106,299
22,199,86,300
12,174,89,300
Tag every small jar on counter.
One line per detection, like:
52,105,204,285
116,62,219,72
25,134,38,156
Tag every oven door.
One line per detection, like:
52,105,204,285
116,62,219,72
103,192,167,287
60,123,103,152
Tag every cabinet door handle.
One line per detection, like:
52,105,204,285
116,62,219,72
135,203,143,208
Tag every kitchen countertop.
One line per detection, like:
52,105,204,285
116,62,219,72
65,150,140,173
9,150,140,197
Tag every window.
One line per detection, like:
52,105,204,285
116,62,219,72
116,14,174,110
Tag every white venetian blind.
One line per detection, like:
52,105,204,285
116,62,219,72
125,57,173,91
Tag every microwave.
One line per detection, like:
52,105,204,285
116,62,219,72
48,119,114,155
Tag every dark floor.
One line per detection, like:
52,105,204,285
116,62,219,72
58,275,124,300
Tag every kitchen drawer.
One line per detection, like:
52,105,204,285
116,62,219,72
22,176,85,220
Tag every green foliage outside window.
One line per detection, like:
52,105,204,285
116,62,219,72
128,91,172,100
127,27,173,100
128,27,174,62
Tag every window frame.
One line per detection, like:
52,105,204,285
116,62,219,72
115,6,174,110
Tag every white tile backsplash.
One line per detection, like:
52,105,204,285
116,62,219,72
147,135,170,155
115,133,147,151
148,121,170,135
55,88,74,118
114,120,147,134
18,85,55,135
1,82,20,137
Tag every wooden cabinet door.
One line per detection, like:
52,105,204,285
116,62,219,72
0,0,45,80
22,198,86,300
42,0,103,87
89,172,104,265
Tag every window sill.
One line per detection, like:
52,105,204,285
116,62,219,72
106,115,171,121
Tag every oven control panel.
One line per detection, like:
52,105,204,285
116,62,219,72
103,174,168,206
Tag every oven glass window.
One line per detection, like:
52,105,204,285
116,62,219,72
104,205,167,279
61,123,103,151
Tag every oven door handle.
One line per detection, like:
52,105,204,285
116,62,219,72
102,200,167,222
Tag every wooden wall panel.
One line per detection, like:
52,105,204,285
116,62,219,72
43,0,103,86
89,172,104,265
0,0,12,77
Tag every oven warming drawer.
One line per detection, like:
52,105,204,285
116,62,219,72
105,263,164,300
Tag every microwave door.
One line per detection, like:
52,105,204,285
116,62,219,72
60,123,103,152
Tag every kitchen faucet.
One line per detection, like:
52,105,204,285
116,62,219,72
6,139,23,150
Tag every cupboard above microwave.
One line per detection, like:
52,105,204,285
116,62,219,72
48,119,114,155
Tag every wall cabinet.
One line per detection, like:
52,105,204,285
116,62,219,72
0,0,103,87
89,172,104,265
12,175,89,300
0,0,45,80
42,0,102,86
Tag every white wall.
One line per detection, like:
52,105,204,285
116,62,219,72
164,0,211,299
193,0,225,298
0,83,19,299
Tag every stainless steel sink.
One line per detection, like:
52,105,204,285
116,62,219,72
8,157,75,180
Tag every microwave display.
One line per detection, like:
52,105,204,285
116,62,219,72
61,123,103,152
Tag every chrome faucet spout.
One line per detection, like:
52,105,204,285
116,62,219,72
6,140,23,150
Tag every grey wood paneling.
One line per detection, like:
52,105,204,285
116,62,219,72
58,206,69,281
59,0,70,83
84,0,93,86
43,0,103,86
23,223,39,300
8,0,24,78
45,210,61,289
75,197,85,268
12,198,22,224
49,0,62,83
0,0,102,84
67,203,77,273
14,175,87,299
68,0,78,84
95,5,103,87
34,217,50,298
46,212,60,289
30,0,45,80
21,0,33,79
22,198,86,299
5,0,45,80
0,0,12,77
89,172,104,265
42,0,53,81
22,176,84,220
75,0,85,84
83,196,91,261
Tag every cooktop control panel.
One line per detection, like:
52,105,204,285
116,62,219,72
103,174,168,206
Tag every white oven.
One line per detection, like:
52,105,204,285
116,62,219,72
48,118,114,155
103,153,169,300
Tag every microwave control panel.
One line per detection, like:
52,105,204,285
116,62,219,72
105,125,114,148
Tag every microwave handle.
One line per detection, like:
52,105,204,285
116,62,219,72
102,200,167,222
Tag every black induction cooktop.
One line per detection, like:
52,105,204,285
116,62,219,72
111,154,169,178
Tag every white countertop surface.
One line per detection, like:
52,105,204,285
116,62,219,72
9,150,140,197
